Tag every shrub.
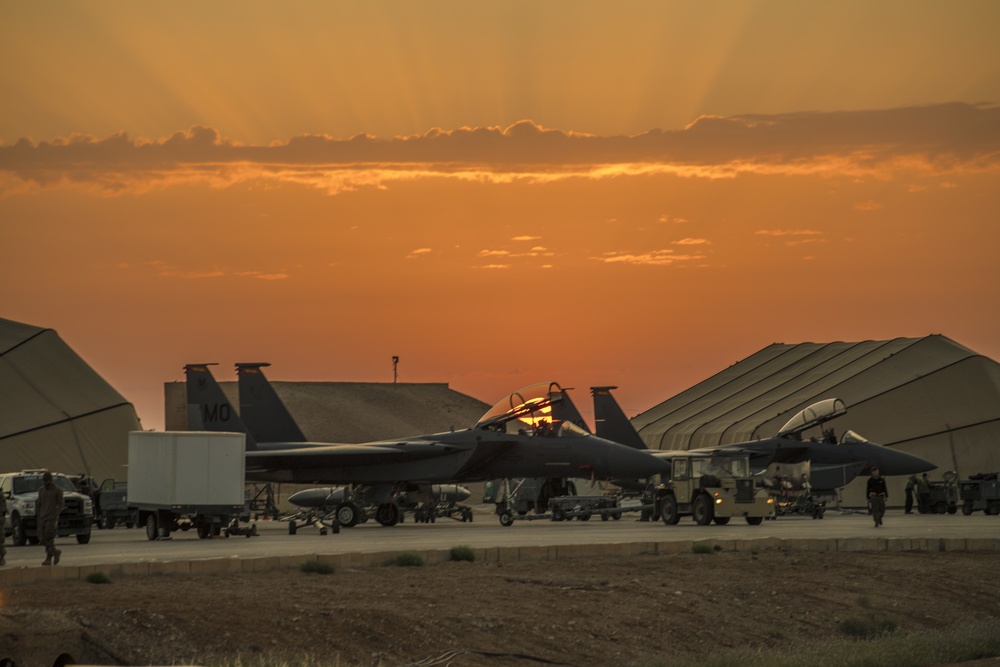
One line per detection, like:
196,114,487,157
85,571,111,584
392,552,425,567
300,560,335,575
450,545,475,562
691,543,716,554
838,612,898,639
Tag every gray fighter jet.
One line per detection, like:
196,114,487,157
184,364,669,527
591,386,935,487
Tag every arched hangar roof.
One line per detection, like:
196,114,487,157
0,318,141,480
633,336,1000,481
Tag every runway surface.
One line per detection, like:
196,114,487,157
4,507,999,569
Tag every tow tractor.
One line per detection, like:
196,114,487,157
656,454,773,526
959,472,1000,515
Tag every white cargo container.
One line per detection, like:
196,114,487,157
128,431,251,540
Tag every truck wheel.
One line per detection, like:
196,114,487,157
933,501,947,514
713,516,731,525
746,516,764,525
145,514,158,541
962,501,974,516
499,511,514,527
693,494,714,526
661,495,679,526
11,515,26,547
76,532,91,544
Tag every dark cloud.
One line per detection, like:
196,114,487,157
1,103,997,193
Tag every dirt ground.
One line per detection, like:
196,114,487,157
1,550,999,667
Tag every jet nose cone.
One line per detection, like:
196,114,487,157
876,448,937,475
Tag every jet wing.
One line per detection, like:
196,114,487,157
246,442,466,472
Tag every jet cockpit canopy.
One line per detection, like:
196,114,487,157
476,382,587,437
776,398,848,439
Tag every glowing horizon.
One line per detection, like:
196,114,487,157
2,2,998,431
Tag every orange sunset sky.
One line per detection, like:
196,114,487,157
2,1,999,432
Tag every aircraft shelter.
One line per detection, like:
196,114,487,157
632,335,1000,507
0,317,141,481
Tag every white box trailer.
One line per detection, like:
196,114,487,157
128,431,253,540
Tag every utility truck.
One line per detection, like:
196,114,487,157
128,431,252,540
657,454,774,526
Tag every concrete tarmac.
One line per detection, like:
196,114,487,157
3,507,999,570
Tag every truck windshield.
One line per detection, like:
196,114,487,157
12,475,77,494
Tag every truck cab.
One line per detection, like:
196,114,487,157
657,455,773,526
0,470,94,545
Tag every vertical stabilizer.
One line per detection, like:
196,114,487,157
550,386,591,432
591,386,647,449
236,363,307,443
184,363,258,450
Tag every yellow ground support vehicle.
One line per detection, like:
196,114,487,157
657,455,774,526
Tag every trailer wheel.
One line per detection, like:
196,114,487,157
600,512,610,521
987,502,1000,516
145,514,158,541
693,494,714,526
660,495,679,525
746,516,763,525
947,503,958,515
335,502,360,528
76,532,91,544
499,511,515,527
713,516,731,526
197,523,211,539
612,512,622,520
962,502,974,516
552,508,566,522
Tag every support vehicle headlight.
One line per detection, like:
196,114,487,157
84,499,93,513
22,501,35,516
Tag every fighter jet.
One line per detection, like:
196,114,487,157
184,364,669,527
591,386,935,489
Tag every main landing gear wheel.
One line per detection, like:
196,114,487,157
336,502,361,528
375,503,401,527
